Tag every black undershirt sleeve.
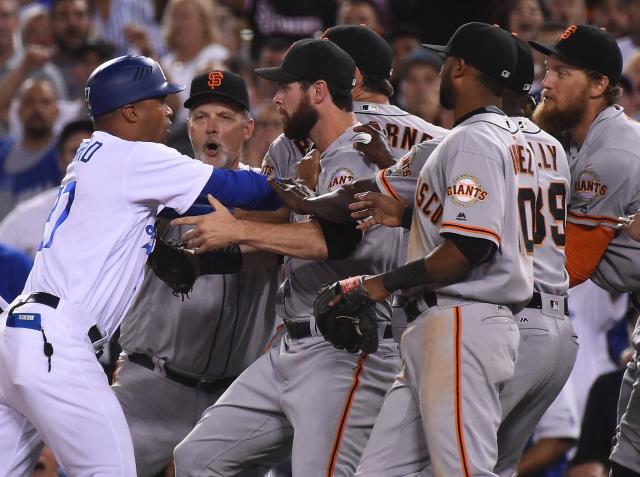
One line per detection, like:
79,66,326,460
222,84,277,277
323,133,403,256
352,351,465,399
315,218,363,260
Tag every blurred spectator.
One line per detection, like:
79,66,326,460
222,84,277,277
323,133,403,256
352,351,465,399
32,447,62,477
530,21,565,93
395,49,452,128
337,0,383,35
51,0,94,100
0,119,93,257
244,100,282,167
502,0,547,43
589,0,629,38
244,0,337,58
618,74,639,119
92,0,160,56
387,23,421,82
622,51,640,116
160,0,229,121
252,37,289,107
0,79,60,220
0,243,32,302
0,0,19,81
546,0,587,24
516,383,580,477
618,0,640,66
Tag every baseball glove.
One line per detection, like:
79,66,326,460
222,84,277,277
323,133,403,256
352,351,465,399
313,276,379,354
147,236,196,299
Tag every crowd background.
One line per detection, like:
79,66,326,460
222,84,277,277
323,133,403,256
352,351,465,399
0,1,639,476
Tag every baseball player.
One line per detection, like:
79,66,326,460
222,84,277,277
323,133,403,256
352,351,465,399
261,24,447,183
111,70,281,476
318,23,536,476
171,39,402,476
528,25,640,477
0,55,290,476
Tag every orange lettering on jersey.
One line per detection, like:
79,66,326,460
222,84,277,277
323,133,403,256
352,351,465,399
386,123,399,148
400,126,418,150
416,180,442,223
574,169,607,203
509,144,534,176
420,132,433,142
261,164,274,176
532,142,558,171
328,167,355,191
447,175,488,206
208,71,224,89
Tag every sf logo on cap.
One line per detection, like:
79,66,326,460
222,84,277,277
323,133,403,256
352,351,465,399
208,71,224,89
559,25,577,41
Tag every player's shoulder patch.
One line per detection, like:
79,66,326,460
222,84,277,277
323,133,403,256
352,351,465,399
261,152,275,176
446,174,489,207
574,169,607,204
328,167,355,191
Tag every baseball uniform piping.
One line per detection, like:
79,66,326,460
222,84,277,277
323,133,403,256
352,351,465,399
454,306,472,477
326,353,369,476
567,210,619,225
441,222,501,244
377,170,402,201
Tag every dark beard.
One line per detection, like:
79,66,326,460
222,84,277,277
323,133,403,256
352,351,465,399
439,71,455,110
531,97,587,140
283,97,318,141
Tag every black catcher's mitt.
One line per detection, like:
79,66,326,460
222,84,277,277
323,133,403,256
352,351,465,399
313,276,379,354
147,237,196,299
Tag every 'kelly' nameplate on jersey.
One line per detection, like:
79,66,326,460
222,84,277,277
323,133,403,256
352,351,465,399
6,312,42,331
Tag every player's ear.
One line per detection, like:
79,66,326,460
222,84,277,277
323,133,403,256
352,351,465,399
243,115,254,141
589,73,609,99
452,57,466,79
354,67,364,89
311,80,329,105
120,104,138,123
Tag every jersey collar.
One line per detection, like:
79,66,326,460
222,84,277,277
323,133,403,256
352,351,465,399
453,105,505,128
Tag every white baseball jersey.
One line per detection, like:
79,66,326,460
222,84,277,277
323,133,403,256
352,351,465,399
23,131,213,340
407,109,536,306
261,101,448,180
567,105,640,293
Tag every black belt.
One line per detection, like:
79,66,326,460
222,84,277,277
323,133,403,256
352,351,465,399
526,292,569,314
284,320,393,340
128,353,237,394
8,292,104,355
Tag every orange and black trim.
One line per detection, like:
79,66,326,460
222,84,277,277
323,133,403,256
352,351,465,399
326,353,369,477
377,170,402,202
453,307,472,477
567,210,619,225
441,221,501,244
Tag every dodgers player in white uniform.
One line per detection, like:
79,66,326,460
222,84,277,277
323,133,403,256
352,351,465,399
529,26,640,477
0,56,286,476
172,39,402,476
323,23,537,476
112,70,281,476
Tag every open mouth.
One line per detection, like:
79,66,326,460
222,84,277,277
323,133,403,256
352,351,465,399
205,141,220,154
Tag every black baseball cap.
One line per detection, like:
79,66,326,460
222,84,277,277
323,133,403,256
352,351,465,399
183,70,249,111
507,35,535,94
322,25,394,79
254,38,356,90
422,22,517,84
529,24,622,84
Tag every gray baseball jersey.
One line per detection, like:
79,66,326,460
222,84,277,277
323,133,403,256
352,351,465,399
567,105,640,293
357,109,536,477
174,126,403,477
407,111,535,306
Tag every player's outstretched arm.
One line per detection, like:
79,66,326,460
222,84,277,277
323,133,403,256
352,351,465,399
270,177,379,222
199,168,282,211
352,122,396,169
348,191,408,231
618,212,640,241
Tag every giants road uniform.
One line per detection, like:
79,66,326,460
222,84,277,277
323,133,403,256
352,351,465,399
113,168,280,476
261,101,448,180
356,109,535,477
174,127,403,477
494,117,578,476
375,118,579,476
566,106,640,474
0,131,214,476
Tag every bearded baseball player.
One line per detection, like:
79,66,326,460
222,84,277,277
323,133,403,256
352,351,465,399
111,70,281,476
529,25,640,477
171,38,402,476
0,55,289,476
316,23,536,476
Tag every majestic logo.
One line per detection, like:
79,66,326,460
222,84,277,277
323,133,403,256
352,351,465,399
559,25,577,41
456,212,467,221
328,167,354,191
208,71,224,89
574,169,607,204
447,174,488,207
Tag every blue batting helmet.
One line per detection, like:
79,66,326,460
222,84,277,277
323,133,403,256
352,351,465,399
84,55,184,117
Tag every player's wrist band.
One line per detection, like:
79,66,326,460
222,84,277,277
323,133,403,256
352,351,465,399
382,259,429,293
401,206,413,229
